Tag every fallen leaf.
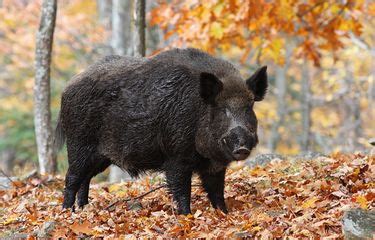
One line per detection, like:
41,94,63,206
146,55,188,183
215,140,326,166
194,209,202,218
301,197,318,209
355,195,368,209
70,220,94,235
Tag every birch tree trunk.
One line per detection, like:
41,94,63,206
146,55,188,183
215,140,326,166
109,0,133,183
34,0,57,175
132,0,146,57
111,0,132,56
97,0,112,27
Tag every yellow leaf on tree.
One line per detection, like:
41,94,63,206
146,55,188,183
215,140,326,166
213,2,225,17
210,22,224,39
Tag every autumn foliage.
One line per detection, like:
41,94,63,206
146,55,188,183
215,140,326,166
151,0,368,65
1,153,373,238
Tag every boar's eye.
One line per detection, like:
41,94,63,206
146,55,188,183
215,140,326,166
244,103,254,112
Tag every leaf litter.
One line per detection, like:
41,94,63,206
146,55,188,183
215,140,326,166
0,153,373,238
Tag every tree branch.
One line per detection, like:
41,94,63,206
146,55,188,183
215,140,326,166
105,183,202,210
0,168,14,185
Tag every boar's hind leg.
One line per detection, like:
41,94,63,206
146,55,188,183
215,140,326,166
63,145,93,210
199,168,228,213
165,166,193,215
77,157,111,208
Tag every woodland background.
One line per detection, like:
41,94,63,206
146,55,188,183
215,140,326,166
0,0,374,180
0,0,374,238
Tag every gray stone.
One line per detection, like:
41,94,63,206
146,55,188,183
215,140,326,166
234,231,253,238
342,208,374,240
0,233,30,239
291,151,326,161
368,138,375,146
0,177,18,190
36,221,56,238
246,154,286,168
128,200,142,211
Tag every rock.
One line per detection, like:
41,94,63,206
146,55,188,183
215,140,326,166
36,221,56,238
342,208,375,240
291,151,326,161
234,231,253,238
0,176,18,190
246,154,286,168
368,138,375,146
1,233,30,239
127,200,142,211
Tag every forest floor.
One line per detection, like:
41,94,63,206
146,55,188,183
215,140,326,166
0,153,374,238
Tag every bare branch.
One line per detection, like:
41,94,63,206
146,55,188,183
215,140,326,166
0,168,14,185
105,184,202,210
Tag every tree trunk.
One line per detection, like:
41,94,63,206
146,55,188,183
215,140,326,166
268,64,287,151
111,0,132,56
109,165,131,183
268,43,293,152
34,0,57,175
97,0,112,27
108,0,135,183
132,0,146,57
345,62,362,151
300,63,312,152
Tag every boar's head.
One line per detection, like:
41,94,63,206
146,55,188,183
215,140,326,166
196,66,268,165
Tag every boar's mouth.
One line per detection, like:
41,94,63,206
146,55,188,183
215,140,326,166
218,139,246,162
220,138,253,162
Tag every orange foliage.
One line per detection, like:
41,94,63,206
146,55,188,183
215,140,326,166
150,0,365,66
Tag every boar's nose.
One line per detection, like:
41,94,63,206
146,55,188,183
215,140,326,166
232,147,250,160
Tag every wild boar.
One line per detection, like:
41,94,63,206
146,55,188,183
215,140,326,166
55,48,268,214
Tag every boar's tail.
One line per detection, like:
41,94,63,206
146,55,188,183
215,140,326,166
54,112,66,152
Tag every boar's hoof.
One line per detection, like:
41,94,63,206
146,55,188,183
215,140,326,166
78,201,88,209
177,207,192,215
62,204,75,213
219,206,228,214
214,203,228,214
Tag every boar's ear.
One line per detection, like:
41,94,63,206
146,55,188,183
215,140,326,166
246,66,268,101
200,72,223,104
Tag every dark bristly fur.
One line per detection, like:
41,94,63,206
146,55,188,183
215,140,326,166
56,48,268,214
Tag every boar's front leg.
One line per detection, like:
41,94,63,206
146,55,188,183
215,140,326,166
165,165,193,215
199,168,228,213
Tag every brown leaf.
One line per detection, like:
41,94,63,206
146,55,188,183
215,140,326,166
69,220,94,235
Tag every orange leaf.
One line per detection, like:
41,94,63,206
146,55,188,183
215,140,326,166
69,220,93,235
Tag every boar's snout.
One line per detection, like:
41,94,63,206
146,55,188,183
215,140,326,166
222,126,258,160
232,147,250,160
